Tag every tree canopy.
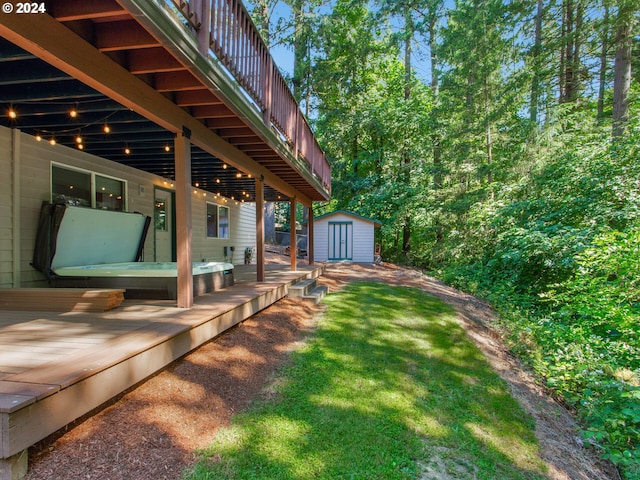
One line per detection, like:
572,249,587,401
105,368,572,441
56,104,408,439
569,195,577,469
248,0,639,476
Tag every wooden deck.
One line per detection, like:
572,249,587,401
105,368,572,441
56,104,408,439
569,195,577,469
0,264,324,477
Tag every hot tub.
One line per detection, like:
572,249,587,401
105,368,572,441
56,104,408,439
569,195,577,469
32,203,234,299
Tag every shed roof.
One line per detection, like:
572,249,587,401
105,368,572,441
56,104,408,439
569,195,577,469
313,210,382,226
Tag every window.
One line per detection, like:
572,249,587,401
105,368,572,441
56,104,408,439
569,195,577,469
219,206,229,238
51,164,127,211
51,165,91,207
206,202,218,237
207,203,230,239
96,175,125,211
155,198,167,231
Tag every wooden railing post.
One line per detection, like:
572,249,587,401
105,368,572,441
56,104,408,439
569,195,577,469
262,54,273,127
195,0,211,56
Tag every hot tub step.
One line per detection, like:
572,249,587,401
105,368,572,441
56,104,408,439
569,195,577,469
0,288,125,312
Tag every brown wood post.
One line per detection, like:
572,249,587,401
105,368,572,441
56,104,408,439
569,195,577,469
290,197,297,271
256,176,265,282
175,127,193,308
195,0,211,56
263,55,273,127
307,204,314,265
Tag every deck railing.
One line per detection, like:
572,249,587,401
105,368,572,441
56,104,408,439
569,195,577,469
169,0,331,195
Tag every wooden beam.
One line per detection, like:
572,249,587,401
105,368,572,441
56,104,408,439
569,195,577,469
95,20,159,51
256,178,265,282
307,204,314,265
11,129,20,287
0,13,312,205
155,70,203,92
128,48,182,74
50,0,125,21
290,197,297,271
175,130,194,308
175,90,222,107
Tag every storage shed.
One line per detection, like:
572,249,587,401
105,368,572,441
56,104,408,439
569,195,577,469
313,211,381,263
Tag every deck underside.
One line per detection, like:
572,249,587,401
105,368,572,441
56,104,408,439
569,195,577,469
0,264,324,465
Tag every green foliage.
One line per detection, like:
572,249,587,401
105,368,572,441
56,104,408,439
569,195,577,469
255,0,640,475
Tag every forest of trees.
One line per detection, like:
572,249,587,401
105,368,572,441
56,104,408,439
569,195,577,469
247,0,639,477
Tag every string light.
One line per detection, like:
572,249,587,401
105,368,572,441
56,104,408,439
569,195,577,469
103,125,111,134
164,145,170,152
49,138,56,145
222,164,227,169
8,108,17,119
124,146,130,154
35,134,42,142
69,108,78,118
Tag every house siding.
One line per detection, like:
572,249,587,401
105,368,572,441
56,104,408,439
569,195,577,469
1,126,256,287
0,128,12,287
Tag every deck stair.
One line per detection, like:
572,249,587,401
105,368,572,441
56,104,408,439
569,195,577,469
288,278,328,304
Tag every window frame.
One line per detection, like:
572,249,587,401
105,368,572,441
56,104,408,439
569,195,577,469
206,202,230,239
51,163,128,211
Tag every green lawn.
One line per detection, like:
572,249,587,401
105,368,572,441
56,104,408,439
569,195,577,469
184,282,548,479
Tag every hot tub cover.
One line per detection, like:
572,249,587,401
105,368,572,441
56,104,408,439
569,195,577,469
33,202,151,278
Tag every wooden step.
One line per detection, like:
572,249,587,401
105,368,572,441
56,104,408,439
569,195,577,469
302,285,328,304
287,278,317,298
0,288,126,312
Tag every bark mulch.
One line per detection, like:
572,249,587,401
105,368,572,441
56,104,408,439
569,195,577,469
24,261,619,480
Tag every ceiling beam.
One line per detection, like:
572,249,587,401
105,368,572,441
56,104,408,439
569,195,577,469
0,12,313,205
128,48,182,74
95,20,159,52
50,0,126,21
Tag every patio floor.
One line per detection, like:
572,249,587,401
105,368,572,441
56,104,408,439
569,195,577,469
0,263,324,478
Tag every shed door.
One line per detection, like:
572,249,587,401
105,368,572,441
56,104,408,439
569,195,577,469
328,222,353,261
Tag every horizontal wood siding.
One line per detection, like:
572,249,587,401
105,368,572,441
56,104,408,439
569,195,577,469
1,126,256,287
191,196,255,263
313,218,330,262
231,202,256,264
0,128,12,287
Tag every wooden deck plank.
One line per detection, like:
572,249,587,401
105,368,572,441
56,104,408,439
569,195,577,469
0,288,125,312
0,264,325,459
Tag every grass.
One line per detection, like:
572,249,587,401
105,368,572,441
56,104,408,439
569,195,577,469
184,282,549,479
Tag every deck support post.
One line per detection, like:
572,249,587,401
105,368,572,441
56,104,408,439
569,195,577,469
307,205,314,265
175,127,194,308
256,177,265,282
0,449,27,480
290,197,297,271
11,129,21,288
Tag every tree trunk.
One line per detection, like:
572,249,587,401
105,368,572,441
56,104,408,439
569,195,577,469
253,0,271,46
402,10,412,255
264,202,276,244
530,0,543,125
429,7,444,244
292,0,305,103
612,1,634,138
597,5,610,120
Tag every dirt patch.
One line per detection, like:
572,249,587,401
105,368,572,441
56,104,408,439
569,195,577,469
25,260,618,480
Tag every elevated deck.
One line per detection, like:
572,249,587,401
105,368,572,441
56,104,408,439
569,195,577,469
0,264,324,479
